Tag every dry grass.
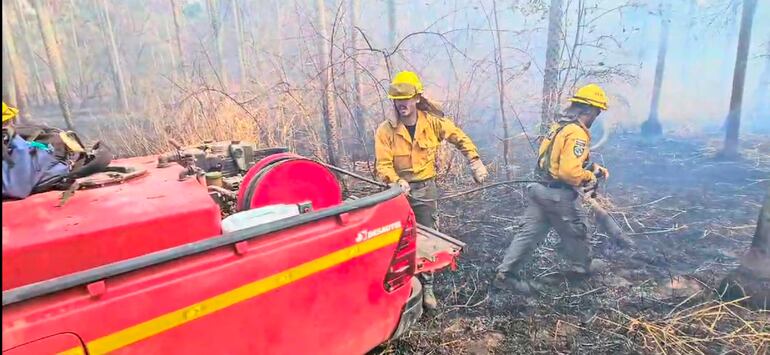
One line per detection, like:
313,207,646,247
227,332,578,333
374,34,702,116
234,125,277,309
600,298,769,355
94,88,328,158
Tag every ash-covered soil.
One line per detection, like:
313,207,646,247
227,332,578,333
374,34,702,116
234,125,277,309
373,134,769,355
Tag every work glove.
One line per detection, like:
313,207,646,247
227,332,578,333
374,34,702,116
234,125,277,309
590,163,610,180
470,159,488,184
395,179,411,194
581,175,598,198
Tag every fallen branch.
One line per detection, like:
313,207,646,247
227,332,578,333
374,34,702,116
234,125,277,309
628,225,688,236
622,196,673,209
553,287,605,300
582,194,635,247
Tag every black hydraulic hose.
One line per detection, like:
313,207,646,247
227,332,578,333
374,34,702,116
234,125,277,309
314,160,388,188
314,160,544,203
415,180,544,202
319,160,631,245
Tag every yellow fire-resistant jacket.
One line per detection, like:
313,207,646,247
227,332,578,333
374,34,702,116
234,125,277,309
375,111,480,183
537,121,595,187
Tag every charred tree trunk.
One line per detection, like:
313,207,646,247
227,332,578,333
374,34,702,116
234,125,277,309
641,8,669,137
169,0,186,79
492,0,510,179
32,0,74,130
233,0,247,87
720,188,770,309
100,0,129,112
748,191,770,271
316,0,342,166
2,7,30,120
541,0,564,133
721,0,758,159
206,0,227,89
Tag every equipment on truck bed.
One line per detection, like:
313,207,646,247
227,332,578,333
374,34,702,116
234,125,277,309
156,141,341,216
237,153,342,212
157,140,288,187
3,137,470,354
156,140,292,214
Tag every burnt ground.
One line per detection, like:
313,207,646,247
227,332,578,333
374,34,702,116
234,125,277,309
372,133,770,354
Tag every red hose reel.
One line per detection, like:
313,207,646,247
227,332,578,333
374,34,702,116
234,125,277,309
236,153,342,212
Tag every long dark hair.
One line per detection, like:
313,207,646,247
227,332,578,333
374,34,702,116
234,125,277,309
563,102,600,119
416,95,445,117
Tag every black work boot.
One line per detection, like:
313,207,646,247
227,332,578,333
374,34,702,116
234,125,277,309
423,285,438,310
566,259,610,278
492,273,542,295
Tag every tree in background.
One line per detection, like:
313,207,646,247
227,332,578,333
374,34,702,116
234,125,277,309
0,0,676,163
67,0,85,101
169,0,186,80
349,0,366,153
206,0,227,88
2,4,28,117
386,0,396,48
641,4,669,137
232,0,247,87
316,0,342,166
2,32,18,110
540,0,563,134
31,0,74,130
720,0,758,159
540,0,637,135
748,36,769,127
3,0,38,121
13,0,47,106
99,0,129,112
491,0,511,178
720,187,769,310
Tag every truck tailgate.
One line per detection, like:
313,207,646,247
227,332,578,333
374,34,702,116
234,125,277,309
416,225,466,274
345,195,465,274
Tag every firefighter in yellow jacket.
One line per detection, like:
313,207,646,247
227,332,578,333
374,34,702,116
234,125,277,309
375,71,488,309
494,84,610,294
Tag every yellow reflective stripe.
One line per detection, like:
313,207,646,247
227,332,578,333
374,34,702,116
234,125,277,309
59,228,402,355
59,348,85,355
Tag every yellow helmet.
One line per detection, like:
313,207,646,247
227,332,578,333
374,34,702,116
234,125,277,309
568,84,608,110
387,71,424,100
2,102,19,123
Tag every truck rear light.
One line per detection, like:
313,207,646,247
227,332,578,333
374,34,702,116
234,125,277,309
389,258,411,274
396,227,416,252
383,217,417,292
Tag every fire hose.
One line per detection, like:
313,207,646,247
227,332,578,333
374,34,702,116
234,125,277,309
314,160,541,203
317,160,633,246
